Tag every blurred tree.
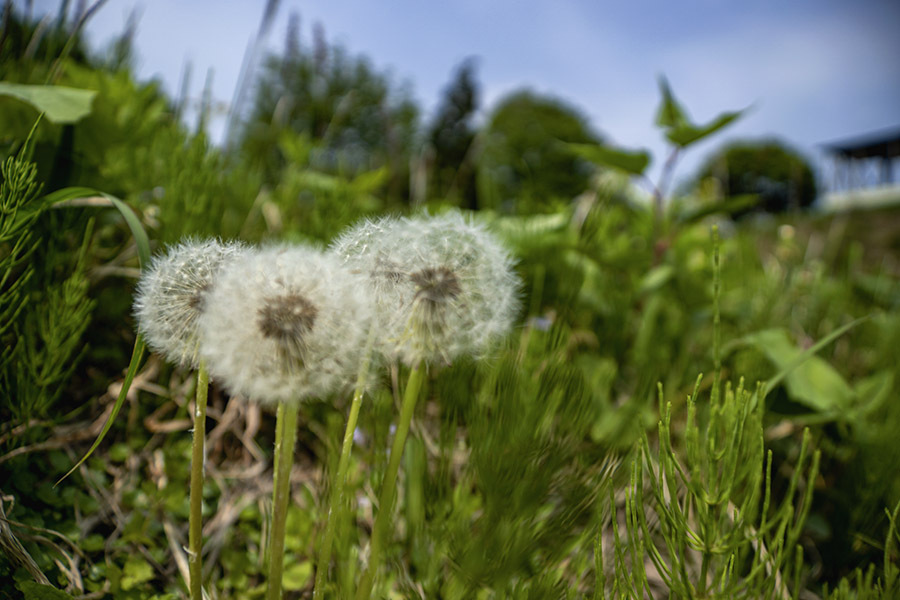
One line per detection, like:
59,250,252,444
478,90,602,213
240,19,419,202
695,139,817,213
426,58,479,209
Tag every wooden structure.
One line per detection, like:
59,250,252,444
822,126,900,192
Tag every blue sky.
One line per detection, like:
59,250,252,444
31,0,900,187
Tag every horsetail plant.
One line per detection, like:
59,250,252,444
134,237,247,600
197,244,372,600
607,377,820,598
597,226,821,599
344,211,520,599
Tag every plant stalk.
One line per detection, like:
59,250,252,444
267,400,300,600
313,329,375,598
355,364,425,600
189,361,209,600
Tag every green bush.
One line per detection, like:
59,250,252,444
695,139,818,213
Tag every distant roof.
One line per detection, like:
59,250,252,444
821,126,900,159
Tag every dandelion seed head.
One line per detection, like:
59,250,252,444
334,211,520,366
198,245,372,405
394,212,520,365
134,238,247,368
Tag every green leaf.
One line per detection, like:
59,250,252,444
674,194,758,225
40,187,151,268
282,561,312,591
16,582,75,600
664,109,745,148
852,371,894,419
653,76,746,148
638,264,673,295
56,335,146,485
654,76,689,130
350,166,390,193
292,170,341,193
0,82,96,124
743,326,860,414
565,142,651,176
121,556,154,590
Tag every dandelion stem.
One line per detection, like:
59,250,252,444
267,400,300,600
355,364,425,600
313,326,375,598
188,361,208,600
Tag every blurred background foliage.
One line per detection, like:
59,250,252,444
694,139,819,215
1,2,899,598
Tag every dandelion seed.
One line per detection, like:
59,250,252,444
198,245,372,405
134,238,247,368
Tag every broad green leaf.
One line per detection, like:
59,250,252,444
282,561,313,591
654,76,689,130
0,82,96,124
760,317,866,397
121,556,154,590
744,327,859,413
565,142,651,176
664,109,745,148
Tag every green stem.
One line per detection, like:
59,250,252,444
267,400,300,600
355,364,425,600
313,331,375,599
189,362,209,600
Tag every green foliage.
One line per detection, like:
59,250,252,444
427,59,480,208
13,221,94,418
0,129,43,339
240,21,419,198
822,501,900,599
0,5,92,72
478,90,602,212
262,130,390,242
0,131,97,422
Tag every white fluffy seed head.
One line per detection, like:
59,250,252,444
198,244,372,405
331,211,520,366
134,238,247,368
329,215,405,321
